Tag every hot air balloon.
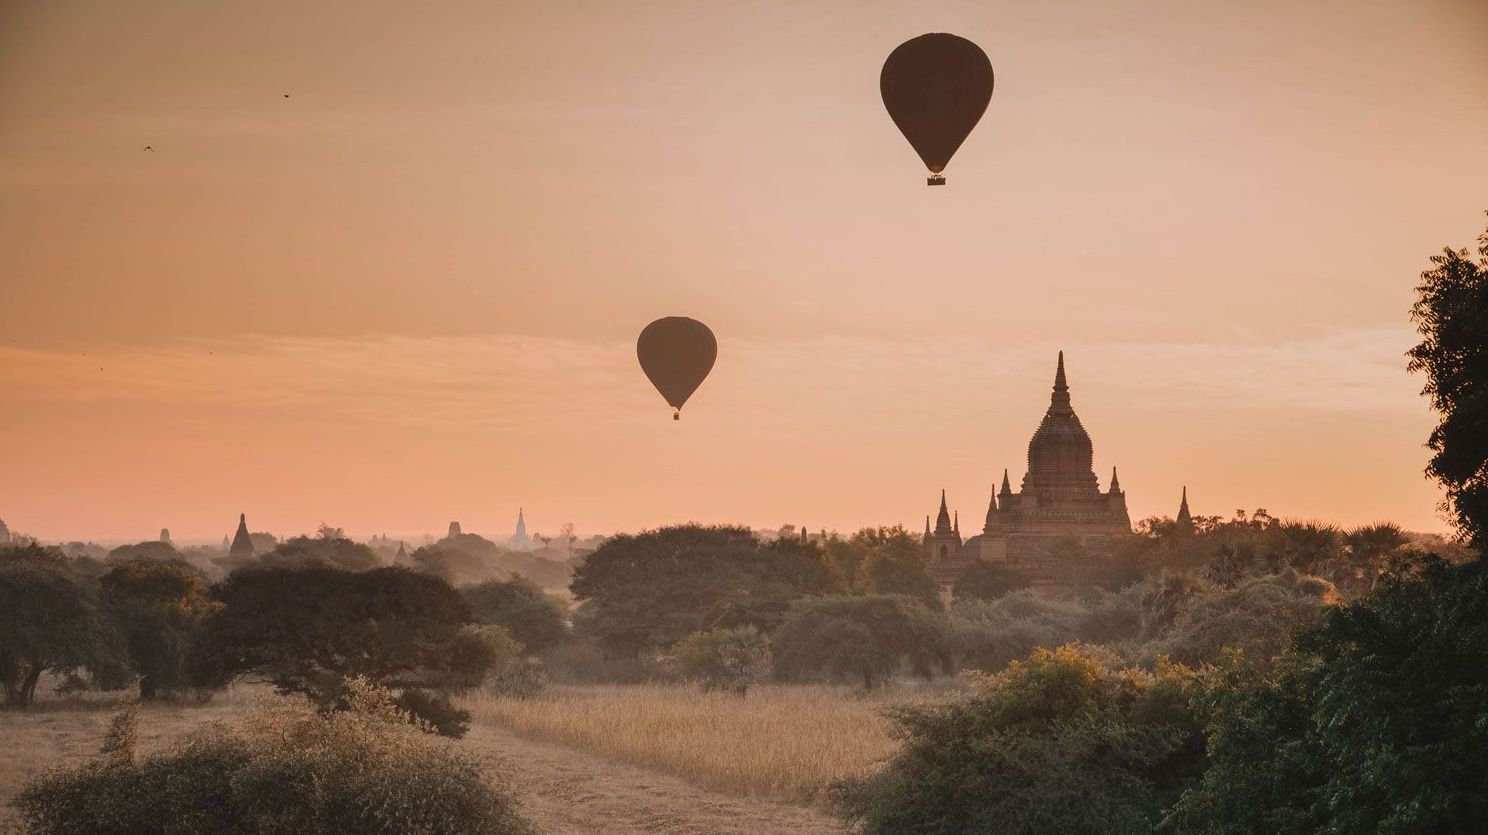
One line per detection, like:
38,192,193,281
637,317,716,420
880,33,994,185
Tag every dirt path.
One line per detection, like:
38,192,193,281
465,722,853,835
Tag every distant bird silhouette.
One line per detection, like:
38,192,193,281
283,94,290,98
143,145,154,152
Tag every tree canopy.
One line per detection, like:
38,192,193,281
772,594,951,689
569,524,833,656
1408,216,1488,547
190,566,495,736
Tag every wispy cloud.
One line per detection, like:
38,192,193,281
0,327,1424,432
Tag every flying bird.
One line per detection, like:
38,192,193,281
143,145,153,152
283,94,290,98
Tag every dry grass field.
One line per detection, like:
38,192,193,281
0,681,937,834
462,681,962,802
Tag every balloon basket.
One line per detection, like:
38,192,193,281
673,411,680,421
927,174,946,186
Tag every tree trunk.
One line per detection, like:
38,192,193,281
18,665,44,709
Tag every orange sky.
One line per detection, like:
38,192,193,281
2,0,1486,543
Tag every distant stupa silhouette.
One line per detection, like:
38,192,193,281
510,508,533,550
448,521,463,538
229,513,254,559
159,528,172,544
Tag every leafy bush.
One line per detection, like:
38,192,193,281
832,644,1206,835
13,679,535,835
952,559,1030,602
671,626,772,695
773,595,952,689
1167,555,1488,834
1146,569,1336,672
461,576,569,652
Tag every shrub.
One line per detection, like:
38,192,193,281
832,644,1206,835
1167,555,1488,834
952,559,1030,602
773,595,952,689
13,678,535,835
1146,570,1336,672
671,626,772,695
461,576,569,652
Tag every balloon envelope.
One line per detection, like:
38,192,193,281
637,317,717,417
880,33,994,176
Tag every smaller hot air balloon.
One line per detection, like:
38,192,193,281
637,317,717,420
880,33,994,185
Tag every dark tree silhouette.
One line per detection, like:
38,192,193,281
1408,215,1488,547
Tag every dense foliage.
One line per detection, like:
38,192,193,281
461,576,569,652
190,566,496,736
570,524,833,656
1408,217,1488,547
13,679,534,835
100,559,217,699
1167,556,1488,835
0,544,122,708
773,595,951,688
671,625,772,695
834,645,1206,835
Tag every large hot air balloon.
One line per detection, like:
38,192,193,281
880,33,994,185
637,317,717,420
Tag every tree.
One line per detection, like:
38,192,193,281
569,525,833,656
953,559,1030,602
671,626,772,695
1273,521,1343,575
833,645,1206,835
100,559,217,699
1408,216,1488,547
772,595,951,689
1166,556,1488,834
1335,522,1411,597
255,535,381,572
190,566,495,736
0,545,123,708
106,540,178,564
460,576,568,653
1149,570,1336,673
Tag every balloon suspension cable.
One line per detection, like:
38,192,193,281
927,174,946,186
673,409,680,421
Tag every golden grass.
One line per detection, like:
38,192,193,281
462,682,958,802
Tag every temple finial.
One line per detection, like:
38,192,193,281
935,490,952,533
1110,466,1121,493
1050,351,1071,412
1000,468,1012,494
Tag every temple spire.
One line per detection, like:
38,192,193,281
1110,466,1121,493
1176,486,1193,530
953,511,960,538
934,490,953,534
1049,351,1072,413
229,513,254,559
984,487,999,529
923,514,931,543
999,468,1013,496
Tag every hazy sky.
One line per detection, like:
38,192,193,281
2,0,1486,542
